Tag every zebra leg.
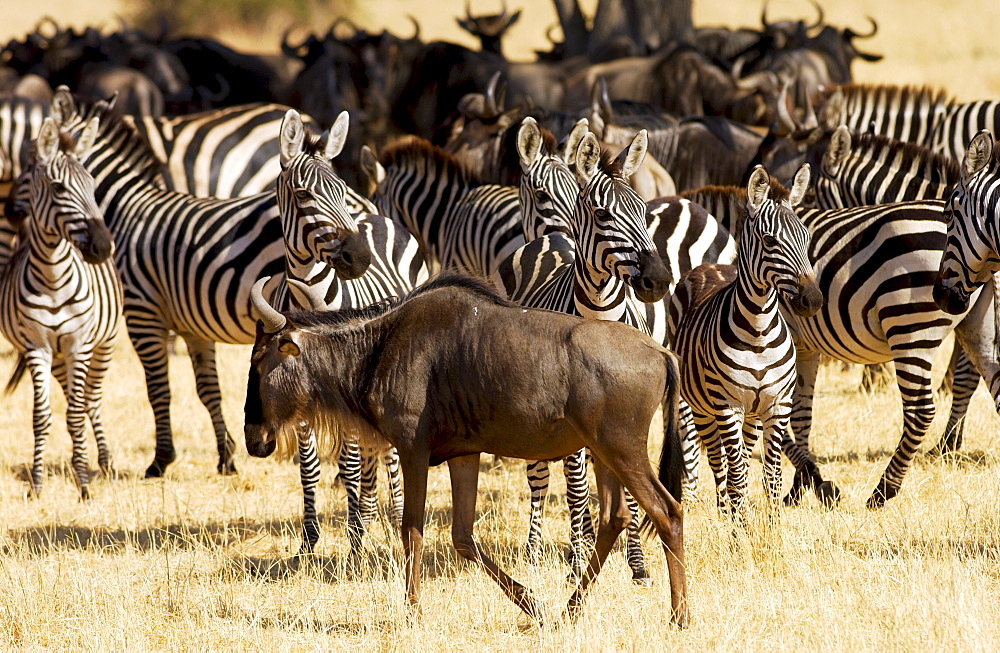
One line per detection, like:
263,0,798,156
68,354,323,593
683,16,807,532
126,313,176,478
358,447,379,529
949,284,1000,450
185,338,236,475
932,346,979,454
564,449,595,581
524,459,550,564
339,440,365,553
692,411,727,509
868,354,936,508
785,349,821,505
25,350,54,497
383,448,404,526
720,411,748,525
761,419,785,515
297,430,321,556
63,354,93,500
84,340,115,475
622,489,650,585
781,434,839,507
677,399,700,501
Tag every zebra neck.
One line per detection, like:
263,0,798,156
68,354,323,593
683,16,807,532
25,221,79,287
284,259,342,309
732,259,781,337
572,255,632,323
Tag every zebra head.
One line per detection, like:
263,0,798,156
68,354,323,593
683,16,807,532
573,130,671,303
515,117,585,240
277,109,372,280
934,130,1000,315
744,164,822,317
29,116,113,265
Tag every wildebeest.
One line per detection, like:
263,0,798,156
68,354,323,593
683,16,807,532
244,273,688,625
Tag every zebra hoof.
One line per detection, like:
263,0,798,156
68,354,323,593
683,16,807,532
27,485,41,499
631,572,653,588
144,457,174,478
79,486,91,501
866,481,899,509
217,459,237,476
816,481,841,508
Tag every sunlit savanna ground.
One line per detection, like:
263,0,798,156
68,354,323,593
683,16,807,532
1,0,1000,649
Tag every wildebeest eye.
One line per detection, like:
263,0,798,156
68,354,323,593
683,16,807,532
295,189,312,201
763,234,778,247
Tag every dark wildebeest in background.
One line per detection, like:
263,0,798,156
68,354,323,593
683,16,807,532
244,274,688,626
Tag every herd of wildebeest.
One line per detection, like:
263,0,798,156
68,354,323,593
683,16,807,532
2,0,999,627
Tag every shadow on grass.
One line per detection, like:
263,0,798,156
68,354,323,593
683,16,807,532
841,537,1000,560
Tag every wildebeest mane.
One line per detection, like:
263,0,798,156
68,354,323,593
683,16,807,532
495,122,558,185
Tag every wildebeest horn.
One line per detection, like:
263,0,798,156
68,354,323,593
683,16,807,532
329,16,360,39
846,16,878,40
546,23,559,44
807,0,824,30
802,91,818,130
282,28,310,58
288,279,329,311
251,277,286,333
761,2,771,29
35,16,61,40
406,14,421,41
197,74,230,104
776,78,797,134
465,0,474,21
485,71,502,115
731,55,745,81
499,0,509,19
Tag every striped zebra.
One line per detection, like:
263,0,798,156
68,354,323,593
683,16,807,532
806,127,987,453
32,90,370,480
495,125,672,583
359,138,523,279
0,116,123,498
784,198,1000,507
269,109,428,555
668,165,822,518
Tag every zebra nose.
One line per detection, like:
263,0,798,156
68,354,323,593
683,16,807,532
632,251,671,303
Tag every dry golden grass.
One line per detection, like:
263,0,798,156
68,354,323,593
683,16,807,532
0,329,998,650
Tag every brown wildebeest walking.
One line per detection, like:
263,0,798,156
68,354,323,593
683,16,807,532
244,274,688,626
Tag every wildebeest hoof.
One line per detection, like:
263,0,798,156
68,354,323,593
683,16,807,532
816,481,841,508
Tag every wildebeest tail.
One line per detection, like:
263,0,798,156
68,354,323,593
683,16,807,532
641,348,684,537
5,353,26,395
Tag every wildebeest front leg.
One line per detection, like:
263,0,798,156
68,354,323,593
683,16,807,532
449,454,544,622
399,450,430,615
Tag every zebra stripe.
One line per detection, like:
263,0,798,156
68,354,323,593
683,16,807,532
0,116,123,498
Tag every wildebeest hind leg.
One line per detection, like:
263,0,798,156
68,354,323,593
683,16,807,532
448,454,545,622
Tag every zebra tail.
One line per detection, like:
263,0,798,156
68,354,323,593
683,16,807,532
5,353,27,395
640,348,684,538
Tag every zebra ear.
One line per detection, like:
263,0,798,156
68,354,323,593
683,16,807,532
963,130,993,180
575,132,601,182
516,117,542,172
279,109,304,168
746,164,771,211
788,163,811,207
616,129,647,178
324,111,349,160
51,86,75,126
74,117,100,160
823,125,851,176
562,118,588,166
36,118,60,165
359,145,385,187
819,88,843,132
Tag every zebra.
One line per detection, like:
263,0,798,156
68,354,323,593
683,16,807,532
270,108,428,556
805,127,986,453
781,198,1000,507
930,102,1000,163
359,137,524,280
668,164,822,519
0,116,123,498
494,123,672,583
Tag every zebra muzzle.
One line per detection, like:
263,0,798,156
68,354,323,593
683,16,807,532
326,230,372,280
932,274,970,315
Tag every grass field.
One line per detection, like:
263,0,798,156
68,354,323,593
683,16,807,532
2,0,1000,649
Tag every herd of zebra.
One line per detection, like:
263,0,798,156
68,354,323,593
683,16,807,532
3,6,1000,623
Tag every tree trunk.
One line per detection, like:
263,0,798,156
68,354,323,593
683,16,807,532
623,0,694,51
551,0,589,57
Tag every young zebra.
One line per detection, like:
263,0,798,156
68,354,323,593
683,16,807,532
0,116,123,498
668,165,822,518
270,109,428,555
494,123,672,583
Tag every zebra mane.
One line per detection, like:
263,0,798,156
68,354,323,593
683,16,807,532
823,84,952,111
379,137,484,186
680,178,789,236
287,272,512,331
83,98,164,185
597,147,624,176
849,131,960,184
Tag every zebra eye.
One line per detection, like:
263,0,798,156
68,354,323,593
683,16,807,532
50,181,66,193
535,189,551,203
295,189,312,201
763,234,778,247
594,208,610,219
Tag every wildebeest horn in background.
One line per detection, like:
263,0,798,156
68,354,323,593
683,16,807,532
250,277,286,333
807,0,825,30
465,0,474,21
485,71,503,116
775,78,797,134
546,23,560,45
197,73,230,104
731,55,746,81
499,0,509,20
846,17,878,40
328,16,361,40
405,14,421,41
287,279,329,311
761,2,771,29
281,28,311,58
